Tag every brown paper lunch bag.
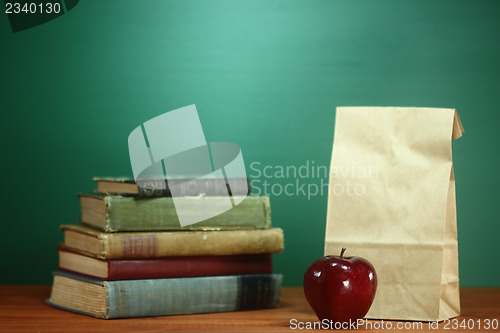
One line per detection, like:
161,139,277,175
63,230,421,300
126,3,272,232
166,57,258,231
325,107,463,321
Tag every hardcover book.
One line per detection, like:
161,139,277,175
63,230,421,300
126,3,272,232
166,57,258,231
94,177,251,197
57,248,273,280
48,270,282,319
79,193,271,232
62,224,285,259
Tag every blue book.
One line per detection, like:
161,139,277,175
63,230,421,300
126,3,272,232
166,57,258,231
47,270,282,319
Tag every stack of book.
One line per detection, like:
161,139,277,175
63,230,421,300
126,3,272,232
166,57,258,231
48,177,284,319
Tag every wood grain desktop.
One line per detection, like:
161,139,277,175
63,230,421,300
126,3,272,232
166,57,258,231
0,287,498,332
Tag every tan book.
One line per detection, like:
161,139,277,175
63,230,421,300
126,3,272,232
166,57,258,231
61,224,284,259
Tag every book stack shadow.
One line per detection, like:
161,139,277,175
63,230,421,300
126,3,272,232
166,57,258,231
48,177,284,319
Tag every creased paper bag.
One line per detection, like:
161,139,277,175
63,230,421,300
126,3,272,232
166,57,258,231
325,107,463,321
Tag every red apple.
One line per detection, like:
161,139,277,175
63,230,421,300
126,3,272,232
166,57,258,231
303,248,377,324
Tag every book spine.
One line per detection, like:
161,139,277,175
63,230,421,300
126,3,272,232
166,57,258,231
104,274,282,318
102,195,271,232
99,234,111,259
58,254,272,280
103,228,284,259
107,254,272,280
136,178,251,197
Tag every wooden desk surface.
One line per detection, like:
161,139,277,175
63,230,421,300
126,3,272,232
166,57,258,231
0,286,498,332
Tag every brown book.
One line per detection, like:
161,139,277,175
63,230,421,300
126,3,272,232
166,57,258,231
94,177,139,195
61,224,284,259
93,177,251,197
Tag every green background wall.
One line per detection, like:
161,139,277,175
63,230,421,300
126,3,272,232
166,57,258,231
1,0,499,286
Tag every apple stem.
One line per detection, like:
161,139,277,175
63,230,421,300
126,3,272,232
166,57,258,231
340,248,346,259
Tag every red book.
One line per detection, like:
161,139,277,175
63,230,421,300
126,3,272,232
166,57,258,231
57,248,273,280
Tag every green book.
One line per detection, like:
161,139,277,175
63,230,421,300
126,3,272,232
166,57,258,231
47,270,282,319
79,193,271,232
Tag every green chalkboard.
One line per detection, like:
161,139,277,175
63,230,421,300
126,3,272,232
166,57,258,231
0,0,499,286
